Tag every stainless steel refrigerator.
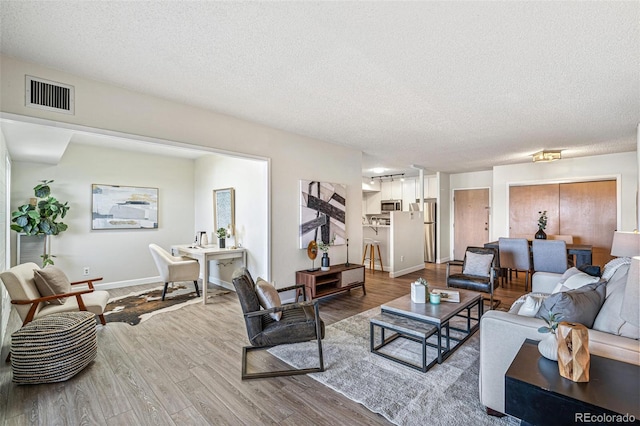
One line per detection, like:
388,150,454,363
417,198,437,263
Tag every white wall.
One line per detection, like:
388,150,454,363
0,55,364,288
437,172,451,263
11,143,195,285
389,211,424,278
194,154,269,283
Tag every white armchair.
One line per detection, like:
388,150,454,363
148,244,200,300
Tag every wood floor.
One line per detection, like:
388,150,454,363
0,263,527,426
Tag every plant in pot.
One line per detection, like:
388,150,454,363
216,227,229,248
317,235,335,271
11,180,70,266
535,210,548,239
537,309,562,361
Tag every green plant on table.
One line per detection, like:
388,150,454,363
216,227,229,239
537,309,563,334
537,210,548,230
11,180,70,267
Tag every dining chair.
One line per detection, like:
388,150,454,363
532,239,568,274
547,234,575,266
498,238,533,292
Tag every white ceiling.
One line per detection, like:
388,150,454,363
1,1,638,176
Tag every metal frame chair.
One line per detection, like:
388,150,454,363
232,268,324,379
446,247,499,309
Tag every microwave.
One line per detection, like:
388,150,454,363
381,200,402,211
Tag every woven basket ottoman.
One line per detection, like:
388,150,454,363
11,311,97,384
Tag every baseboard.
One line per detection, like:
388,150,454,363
94,276,161,290
389,263,425,278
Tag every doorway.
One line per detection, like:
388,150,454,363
453,188,490,260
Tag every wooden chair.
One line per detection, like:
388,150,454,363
231,269,325,379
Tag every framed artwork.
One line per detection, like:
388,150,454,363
214,187,235,235
299,180,346,248
91,184,158,230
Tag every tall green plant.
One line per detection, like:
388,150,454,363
11,180,70,266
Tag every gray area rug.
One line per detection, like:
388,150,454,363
269,307,519,426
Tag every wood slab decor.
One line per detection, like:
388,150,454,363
557,321,590,382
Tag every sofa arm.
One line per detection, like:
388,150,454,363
479,311,546,414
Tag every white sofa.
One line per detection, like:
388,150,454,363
479,260,640,415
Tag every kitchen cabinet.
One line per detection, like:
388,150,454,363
420,176,438,199
402,178,416,210
381,180,403,201
364,191,381,214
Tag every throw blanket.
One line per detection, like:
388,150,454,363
602,257,632,281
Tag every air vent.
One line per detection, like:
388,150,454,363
25,75,75,115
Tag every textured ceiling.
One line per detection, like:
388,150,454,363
1,1,638,176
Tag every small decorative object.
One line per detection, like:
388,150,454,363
306,240,319,271
321,252,330,271
216,227,228,249
345,238,350,266
557,322,590,382
429,291,441,305
200,231,208,246
535,210,548,239
537,310,562,361
411,278,428,303
317,236,335,272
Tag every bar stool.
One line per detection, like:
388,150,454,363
362,238,384,272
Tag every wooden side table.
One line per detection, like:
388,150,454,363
505,339,640,425
296,264,365,300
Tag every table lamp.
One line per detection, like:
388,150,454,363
610,231,640,258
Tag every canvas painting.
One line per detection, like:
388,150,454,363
92,184,158,230
299,180,346,248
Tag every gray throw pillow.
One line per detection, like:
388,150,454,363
255,278,282,321
535,280,606,328
33,266,71,305
463,251,493,277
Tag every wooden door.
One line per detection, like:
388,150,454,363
509,184,559,238
559,180,617,267
453,189,489,260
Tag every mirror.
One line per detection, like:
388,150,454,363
213,188,235,236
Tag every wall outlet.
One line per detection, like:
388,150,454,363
83,267,90,276
400,255,404,262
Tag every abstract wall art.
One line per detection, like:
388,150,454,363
299,180,346,248
92,184,158,230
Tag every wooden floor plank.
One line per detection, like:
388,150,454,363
0,263,526,424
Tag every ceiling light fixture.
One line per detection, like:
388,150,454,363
370,178,375,184
532,150,562,163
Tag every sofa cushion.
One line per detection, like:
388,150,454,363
536,280,606,328
255,278,282,321
552,270,600,294
33,266,71,305
517,294,548,317
593,263,639,340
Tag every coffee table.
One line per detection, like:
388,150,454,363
370,288,483,372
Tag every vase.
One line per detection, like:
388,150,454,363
538,333,558,361
321,252,330,271
200,232,208,246
535,227,547,240
219,238,225,249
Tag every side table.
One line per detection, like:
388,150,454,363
505,339,640,425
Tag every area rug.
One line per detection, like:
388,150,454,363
268,307,519,426
103,283,229,325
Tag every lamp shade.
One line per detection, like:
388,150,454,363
610,231,640,258
620,256,640,327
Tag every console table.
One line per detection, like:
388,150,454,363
296,264,365,300
172,244,247,305
505,339,640,425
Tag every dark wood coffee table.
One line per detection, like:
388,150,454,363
505,339,640,425
369,288,483,372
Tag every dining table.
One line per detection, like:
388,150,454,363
483,240,593,268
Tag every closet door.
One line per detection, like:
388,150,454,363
509,184,559,239
559,180,617,267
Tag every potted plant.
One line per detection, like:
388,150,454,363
317,235,335,271
537,309,562,361
11,180,70,266
216,227,229,248
535,210,548,239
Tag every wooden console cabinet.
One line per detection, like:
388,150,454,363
296,264,366,300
